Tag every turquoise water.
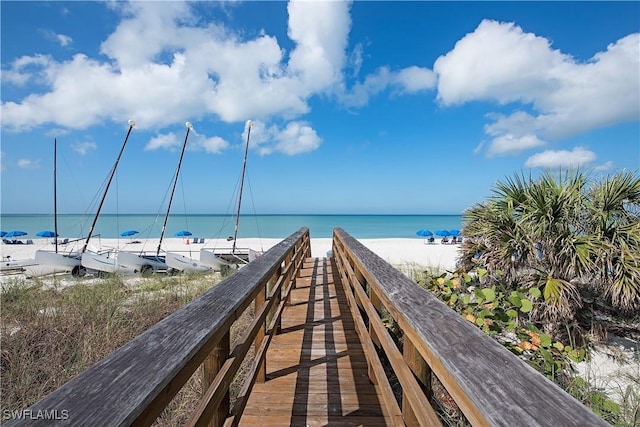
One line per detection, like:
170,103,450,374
0,214,463,240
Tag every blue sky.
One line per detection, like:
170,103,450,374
1,1,638,216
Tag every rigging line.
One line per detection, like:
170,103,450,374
178,161,190,236
232,120,252,253
81,121,135,254
157,122,191,255
209,161,242,249
53,138,58,253
245,172,264,253
115,169,121,249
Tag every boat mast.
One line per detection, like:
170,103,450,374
157,122,192,255
81,120,135,254
53,138,58,253
232,120,252,253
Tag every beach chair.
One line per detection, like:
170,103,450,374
62,238,69,245
26,239,33,245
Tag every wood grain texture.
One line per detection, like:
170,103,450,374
333,227,610,427
238,257,401,427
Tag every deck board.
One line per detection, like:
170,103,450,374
238,257,397,426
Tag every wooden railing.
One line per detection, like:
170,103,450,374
332,227,609,427
6,227,311,427
8,226,610,426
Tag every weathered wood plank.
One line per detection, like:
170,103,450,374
238,257,398,427
333,227,610,427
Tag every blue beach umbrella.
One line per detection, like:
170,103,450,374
0,231,6,237
120,230,139,237
36,230,58,237
435,230,451,237
448,229,461,237
416,229,433,237
5,231,27,238
174,230,192,237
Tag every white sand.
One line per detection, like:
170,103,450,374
0,236,461,280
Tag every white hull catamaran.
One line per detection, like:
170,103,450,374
24,138,84,278
165,120,261,273
117,122,195,275
200,120,262,269
79,120,139,276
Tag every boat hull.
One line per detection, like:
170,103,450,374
32,249,86,277
117,251,169,274
165,252,214,273
81,251,138,275
1,258,37,273
24,263,71,278
199,249,229,270
35,249,82,268
199,247,262,269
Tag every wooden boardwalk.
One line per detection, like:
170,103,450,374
239,257,399,427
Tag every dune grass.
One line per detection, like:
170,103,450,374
0,273,226,424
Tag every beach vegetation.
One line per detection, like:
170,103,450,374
415,269,633,425
457,169,640,335
0,273,224,425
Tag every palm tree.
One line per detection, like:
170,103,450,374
460,169,640,323
586,171,640,314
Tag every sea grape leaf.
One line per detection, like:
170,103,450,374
520,298,533,313
481,288,496,302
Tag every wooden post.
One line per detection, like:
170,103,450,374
369,287,383,348
255,284,267,383
202,332,230,427
402,337,433,426
268,265,283,335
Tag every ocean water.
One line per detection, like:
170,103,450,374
0,214,463,240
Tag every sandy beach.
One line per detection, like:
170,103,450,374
0,236,461,281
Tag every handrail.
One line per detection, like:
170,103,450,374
7,227,311,427
332,227,609,427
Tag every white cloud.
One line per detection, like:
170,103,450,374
487,133,546,157
594,161,614,171
0,0,433,156
146,129,229,154
0,1,352,154
200,136,229,154
56,34,73,47
248,120,322,156
1,54,52,86
145,132,181,151
71,141,97,155
40,29,73,47
340,65,436,107
434,19,640,156
393,66,437,93
17,158,40,169
348,43,364,78
524,146,596,169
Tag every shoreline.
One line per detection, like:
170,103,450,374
0,236,461,280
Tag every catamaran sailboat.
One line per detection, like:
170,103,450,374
25,138,81,278
200,120,263,269
165,120,262,273
117,122,194,275
78,120,139,275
